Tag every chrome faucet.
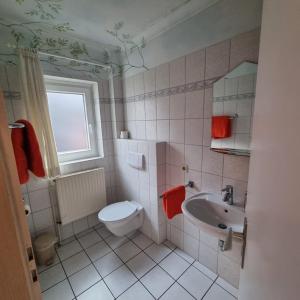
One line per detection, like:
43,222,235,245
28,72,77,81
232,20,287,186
222,185,234,205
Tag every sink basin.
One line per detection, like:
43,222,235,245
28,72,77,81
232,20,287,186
182,192,245,236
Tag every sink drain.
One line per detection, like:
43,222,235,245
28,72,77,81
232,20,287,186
218,223,227,230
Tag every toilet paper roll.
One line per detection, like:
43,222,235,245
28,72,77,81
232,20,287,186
24,204,31,216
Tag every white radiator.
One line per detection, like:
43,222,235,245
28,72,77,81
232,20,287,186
55,168,106,225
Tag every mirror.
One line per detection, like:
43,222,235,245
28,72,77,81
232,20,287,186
211,61,257,156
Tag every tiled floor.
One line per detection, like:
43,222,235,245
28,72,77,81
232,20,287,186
39,224,238,300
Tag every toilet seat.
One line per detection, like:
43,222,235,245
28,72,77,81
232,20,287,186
98,201,138,222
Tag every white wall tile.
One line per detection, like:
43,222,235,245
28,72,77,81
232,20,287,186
185,119,203,145
170,94,185,119
146,120,157,140
186,49,205,83
223,155,249,181
136,121,146,139
32,208,53,232
156,96,170,119
183,217,200,240
199,242,218,274
202,147,223,176
169,143,184,167
202,172,222,193
135,101,146,120
145,98,156,120
218,253,240,288
170,57,186,87
185,90,204,119
29,189,51,212
185,145,202,171
144,68,156,93
170,226,184,249
170,120,185,143
184,233,199,260
156,63,170,91
157,120,169,141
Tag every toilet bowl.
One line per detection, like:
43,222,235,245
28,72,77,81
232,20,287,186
98,201,144,237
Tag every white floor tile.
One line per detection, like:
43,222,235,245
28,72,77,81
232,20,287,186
132,233,153,249
42,279,74,300
57,240,82,261
160,252,190,279
103,265,137,297
69,265,101,296
78,231,102,249
203,284,236,300
39,264,66,291
115,241,141,262
94,252,123,277
178,266,213,299
96,227,112,239
160,282,194,300
144,243,172,263
164,240,176,250
62,251,91,276
118,282,154,300
193,261,218,281
60,236,76,246
126,252,156,278
77,280,114,300
174,248,195,264
76,228,94,238
140,266,174,298
216,277,239,298
86,241,111,261
105,235,128,249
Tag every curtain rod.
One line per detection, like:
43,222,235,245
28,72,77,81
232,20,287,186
38,51,111,70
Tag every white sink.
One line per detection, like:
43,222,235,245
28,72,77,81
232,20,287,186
182,192,245,236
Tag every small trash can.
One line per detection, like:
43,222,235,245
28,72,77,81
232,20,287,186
34,232,58,266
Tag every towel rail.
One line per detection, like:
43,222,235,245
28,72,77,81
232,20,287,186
159,181,194,198
8,123,25,129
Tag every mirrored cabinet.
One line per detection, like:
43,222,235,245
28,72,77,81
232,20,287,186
211,61,257,156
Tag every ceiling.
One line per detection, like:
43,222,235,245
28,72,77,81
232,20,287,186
0,0,220,47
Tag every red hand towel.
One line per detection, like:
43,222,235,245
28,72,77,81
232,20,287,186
211,116,231,139
11,119,45,184
162,185,186,219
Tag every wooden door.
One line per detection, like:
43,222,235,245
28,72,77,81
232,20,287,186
0,90,41,299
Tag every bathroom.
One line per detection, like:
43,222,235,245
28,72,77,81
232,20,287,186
0,0,299,299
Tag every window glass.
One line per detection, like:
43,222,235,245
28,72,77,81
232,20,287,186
47,91,90,153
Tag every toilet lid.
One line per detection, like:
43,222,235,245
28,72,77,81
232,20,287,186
98,201,137,222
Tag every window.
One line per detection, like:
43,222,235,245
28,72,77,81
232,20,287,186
44,76,100,163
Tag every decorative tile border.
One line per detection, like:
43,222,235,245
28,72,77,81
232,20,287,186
213,92,255,102
124,77,220,103
3,90,123,104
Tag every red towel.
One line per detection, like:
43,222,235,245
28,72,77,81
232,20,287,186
11,119,45,184
162,185,186,219
211,116,231,139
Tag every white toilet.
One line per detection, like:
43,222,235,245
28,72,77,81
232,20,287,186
98,201,144,236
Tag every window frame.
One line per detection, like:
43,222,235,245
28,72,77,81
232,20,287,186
44,75,100,164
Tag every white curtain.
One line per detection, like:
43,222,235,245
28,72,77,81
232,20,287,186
18,48,60,178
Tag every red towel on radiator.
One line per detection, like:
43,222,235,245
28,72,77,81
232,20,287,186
211,116,231,139
11,119,45,184
162,185,186,219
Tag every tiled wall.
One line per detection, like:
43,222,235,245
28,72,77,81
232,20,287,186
0,65,123,240
114,139,167,244
121,29,260,287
